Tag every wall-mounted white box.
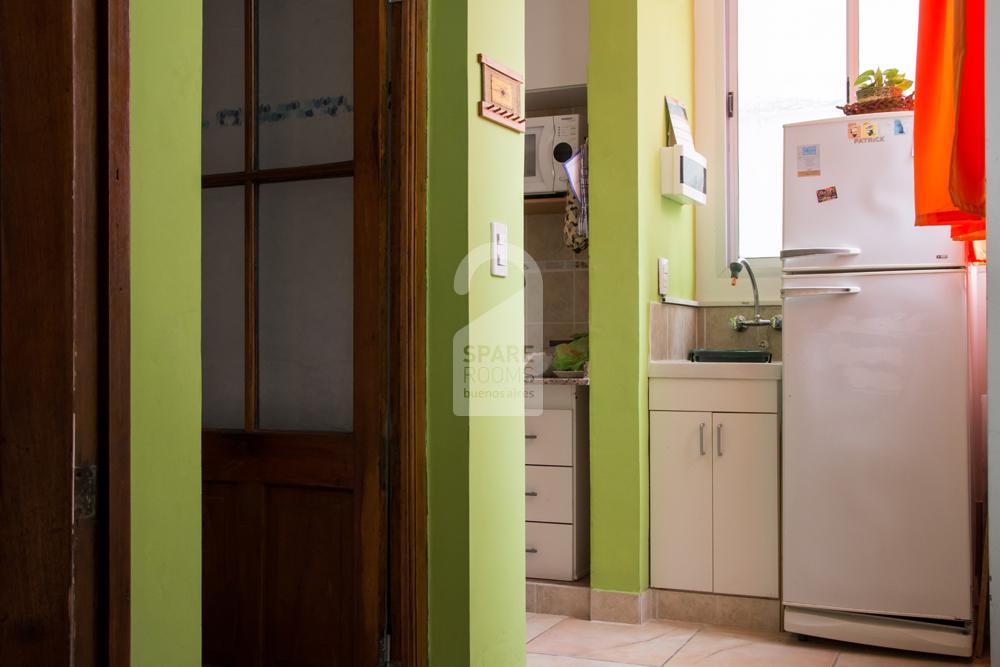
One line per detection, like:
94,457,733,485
660,144,707,206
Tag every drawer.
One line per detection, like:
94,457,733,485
525,466,573,523
526,522,574,580
649,378,778,413
525,410,573,466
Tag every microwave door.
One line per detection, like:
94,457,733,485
524,119,555,194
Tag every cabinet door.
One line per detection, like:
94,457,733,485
650,411,713,592
712,413,779,597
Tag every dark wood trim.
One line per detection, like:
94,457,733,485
353,0,390,663
202,160,355,188
243,0,259,431
102,0,131,663
389,0,428,663
202,430,356,488
72,0,101,662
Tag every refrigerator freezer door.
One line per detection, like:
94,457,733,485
782,269,972,620
782,113,965,272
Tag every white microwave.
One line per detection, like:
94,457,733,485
524,114,579,195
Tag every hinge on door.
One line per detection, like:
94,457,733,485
379,633,399,667
726,91,735,118
74,464,97,522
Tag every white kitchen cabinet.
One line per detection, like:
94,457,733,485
525,383,589,581
649,377,779,598
649,411,713,592
712,412,779,597
525,0,589,91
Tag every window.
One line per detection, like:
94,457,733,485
727,0,920,259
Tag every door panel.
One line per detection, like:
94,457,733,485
257,177,354,432
649,411,713,592
257,0,354,168
201,0,387,662
263,486,355,665
202,187,246,429
712,413,779,598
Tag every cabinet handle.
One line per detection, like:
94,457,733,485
525,491,538,497
525,434,538,440
716,423,723,457
526,547,538,554
699,422,706,456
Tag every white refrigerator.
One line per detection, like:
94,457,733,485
780,113,974,656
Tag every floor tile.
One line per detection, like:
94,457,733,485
665,628,838,666
527,618,700,667
528,613,568,643
527,654,645,667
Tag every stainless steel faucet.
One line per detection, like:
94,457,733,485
729,259,783,331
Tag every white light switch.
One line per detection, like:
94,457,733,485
491,222,508,277
657,257,669,299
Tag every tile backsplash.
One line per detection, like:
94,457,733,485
650,302,783,361
525,212,588,350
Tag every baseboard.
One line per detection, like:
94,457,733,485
589,589,654,624
527,580,591,619
653,588,781,634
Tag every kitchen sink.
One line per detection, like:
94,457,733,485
688,348,772,363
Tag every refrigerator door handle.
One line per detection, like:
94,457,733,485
780,247,860,259
781,286,861,297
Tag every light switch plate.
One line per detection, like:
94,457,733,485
657,257,669,298
491,222,508,277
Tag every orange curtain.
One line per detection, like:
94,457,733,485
913,0,985,246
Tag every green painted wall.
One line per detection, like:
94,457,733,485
588,0,694,594
427,0,526,664
130,0,203,664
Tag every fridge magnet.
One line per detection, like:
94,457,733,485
848,122,862,139
862,120,879,138
816,186,838,203
796,144,821,177
893,119,905,135
476,54,526,133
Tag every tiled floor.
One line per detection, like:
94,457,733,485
526,613,990,667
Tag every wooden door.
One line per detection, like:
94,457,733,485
712,412,779,598
0,0,107,663
649,411,713,592
200,0,387,664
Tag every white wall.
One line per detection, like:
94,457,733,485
988,0,1000,650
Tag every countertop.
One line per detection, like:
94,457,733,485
525,375,590,386
648,360,782,381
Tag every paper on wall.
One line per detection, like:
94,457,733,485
665,96,694,149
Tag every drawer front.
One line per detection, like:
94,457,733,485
526,521,574,580
525,466,573,523
649,378,778,413
525,410,573,466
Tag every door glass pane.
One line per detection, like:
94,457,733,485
859,0,919,91
736,0,846,258
258,178,353,432
258,0,354,169
203,0,245,174
202,187,246,428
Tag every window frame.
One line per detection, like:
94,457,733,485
201,0,355,433
724,0,864,263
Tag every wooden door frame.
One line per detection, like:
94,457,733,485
0,0,130,663
103,0,131,663
388,0,428,664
